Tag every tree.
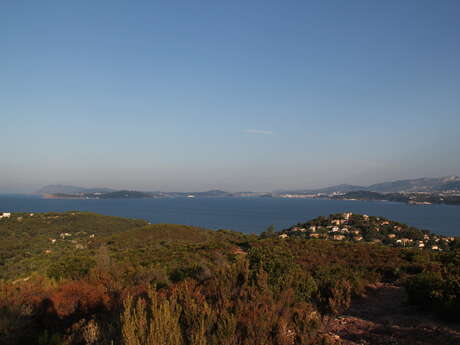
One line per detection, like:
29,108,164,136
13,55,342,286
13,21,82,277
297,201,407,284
260,225,276,239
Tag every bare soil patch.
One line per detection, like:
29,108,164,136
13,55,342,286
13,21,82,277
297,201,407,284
325,283,460,345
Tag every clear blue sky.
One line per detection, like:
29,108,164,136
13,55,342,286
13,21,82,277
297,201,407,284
2,0,460,192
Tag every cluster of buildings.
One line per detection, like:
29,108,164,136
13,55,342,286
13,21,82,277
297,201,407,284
279,193,323,199
46,231,96,253
0,212,11,219
1,212,35,219
279,212,456,251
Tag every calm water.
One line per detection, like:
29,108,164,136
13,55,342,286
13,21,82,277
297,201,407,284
1,195,459,236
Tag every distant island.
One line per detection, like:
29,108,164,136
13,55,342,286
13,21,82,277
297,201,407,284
39,185,272,199
38,176,460,206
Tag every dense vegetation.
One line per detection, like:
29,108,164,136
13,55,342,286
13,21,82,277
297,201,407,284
0,212,459,345
0,212,148,279
405,249,460,321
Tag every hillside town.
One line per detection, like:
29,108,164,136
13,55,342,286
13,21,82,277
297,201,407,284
279,212,457,251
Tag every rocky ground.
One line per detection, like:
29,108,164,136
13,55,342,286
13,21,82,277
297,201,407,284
324,283,460,345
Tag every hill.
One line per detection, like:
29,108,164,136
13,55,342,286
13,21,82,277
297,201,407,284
0,212,149,279
368,176,460,193
0,211,251,281
278,212,457,250
281,176,460,195
333,190,460,205
37,185,115,195
1,212,459,345
35,177,460,200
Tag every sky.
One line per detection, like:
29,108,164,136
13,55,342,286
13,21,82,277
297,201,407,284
1,0,460,193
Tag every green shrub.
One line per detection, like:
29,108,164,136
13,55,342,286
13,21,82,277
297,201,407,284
47,256,96,280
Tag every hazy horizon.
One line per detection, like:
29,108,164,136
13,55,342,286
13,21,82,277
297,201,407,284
2,1,460,193
1,174,458,195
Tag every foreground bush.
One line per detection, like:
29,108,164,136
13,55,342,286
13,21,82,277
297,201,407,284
405,250,460,321
1,237,452,344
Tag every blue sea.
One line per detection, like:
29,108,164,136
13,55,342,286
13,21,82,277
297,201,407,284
1,195,459,236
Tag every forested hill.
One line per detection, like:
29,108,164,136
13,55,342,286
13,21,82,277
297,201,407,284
0,211,249,280
1,212,460,345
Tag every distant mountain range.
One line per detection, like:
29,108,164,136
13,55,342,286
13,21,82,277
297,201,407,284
36,185,115,195
366,176,460,193
37,176,460,199
37,186,270,199
277,176,460,195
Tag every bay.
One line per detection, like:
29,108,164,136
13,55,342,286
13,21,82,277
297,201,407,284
0,195,459,236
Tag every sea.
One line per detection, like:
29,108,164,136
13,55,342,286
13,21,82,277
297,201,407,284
1,194,459,236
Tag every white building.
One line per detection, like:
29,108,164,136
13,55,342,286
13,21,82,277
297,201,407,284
343,212,353,220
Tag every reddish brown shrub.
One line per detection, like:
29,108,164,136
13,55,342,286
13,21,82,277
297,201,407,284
49,280,111,318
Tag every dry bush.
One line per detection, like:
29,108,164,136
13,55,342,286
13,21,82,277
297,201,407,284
121,288,182,345
50,280,111,319
82,318,101,345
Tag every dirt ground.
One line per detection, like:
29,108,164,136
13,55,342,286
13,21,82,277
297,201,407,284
324,283,460,345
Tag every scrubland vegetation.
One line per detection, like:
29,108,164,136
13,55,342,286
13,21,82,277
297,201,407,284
0,212,459,344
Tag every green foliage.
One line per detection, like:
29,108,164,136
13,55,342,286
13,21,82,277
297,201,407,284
248,244,295,292
47,256,96,280
170,265,207,283
405,249,460,321
0,212,148,279
260,224,276,239
1,211,460,345
37,330,63,345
